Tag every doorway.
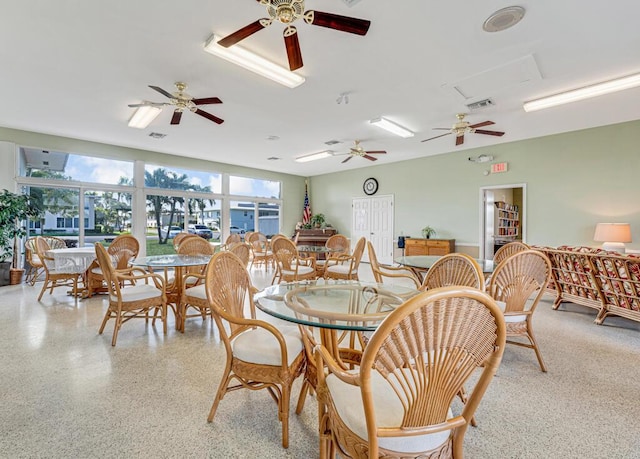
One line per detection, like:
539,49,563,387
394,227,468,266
479,184,526,260
352,195,394,264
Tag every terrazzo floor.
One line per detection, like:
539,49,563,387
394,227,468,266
1,265,639,458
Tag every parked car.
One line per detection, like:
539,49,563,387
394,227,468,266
162,226,183,239
229,226,246,235
188,224,218,240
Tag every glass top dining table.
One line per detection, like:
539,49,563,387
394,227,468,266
395,255,495,274
254,279,419,332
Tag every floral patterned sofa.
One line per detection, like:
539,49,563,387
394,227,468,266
534,245,640,325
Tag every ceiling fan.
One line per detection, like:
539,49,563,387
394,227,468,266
128,82,224,125
421,113,504,146
217,0,371,71
339,140,386,164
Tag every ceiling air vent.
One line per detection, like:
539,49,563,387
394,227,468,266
148,132,167,139
466,98,495,111
341,0,363,6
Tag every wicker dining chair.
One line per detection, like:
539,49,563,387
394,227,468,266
315,234,350,277
221,233,242,250
204,251,305,448
248,231,273,269
86,234,140,297
95,243,167,346
324,237,366,281
493,241,530,265
34,236,84,301
316,286,506,459
488,249,552,372
173,232,197,251
176,235,216,332
420,252,485,291
271,236,316,283
24,237,44,285
367,240,420,288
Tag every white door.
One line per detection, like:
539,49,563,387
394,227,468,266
352,195,394,264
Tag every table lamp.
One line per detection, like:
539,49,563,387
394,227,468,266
593,223,632,253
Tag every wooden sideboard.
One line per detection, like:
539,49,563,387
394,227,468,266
404,238,455,256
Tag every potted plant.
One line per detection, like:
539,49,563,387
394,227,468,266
0,189,40,285
310,213,326,229
421,226,436,239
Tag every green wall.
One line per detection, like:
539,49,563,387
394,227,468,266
309,120,640,251
0,127,307,235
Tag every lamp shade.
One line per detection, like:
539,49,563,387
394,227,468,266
593,223,632,243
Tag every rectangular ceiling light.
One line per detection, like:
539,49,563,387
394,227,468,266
128,106,162,129
295,150,333,163
523,72,640,112
204,34,305,89
369,117,414,138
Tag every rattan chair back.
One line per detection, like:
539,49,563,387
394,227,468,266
325,234,350,254
367,240,420,287
224,233,242,246
24,238,43,285
316,286,506,458
488,249,551,371
173,232,197,250
87,234,140,297
494,241,530,265
227,242,251,266
420,253,485,291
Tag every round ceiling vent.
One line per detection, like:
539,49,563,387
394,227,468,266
483,6,526,32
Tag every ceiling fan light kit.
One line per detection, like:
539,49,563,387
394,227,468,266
523,72,640,112
204,34,305,88
421,113,504,146
128,105,162,129
295,150,334,162
369,117,414,138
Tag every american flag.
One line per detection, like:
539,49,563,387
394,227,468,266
302,183,311,224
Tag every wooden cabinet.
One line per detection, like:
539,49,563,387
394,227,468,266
404,238,455,256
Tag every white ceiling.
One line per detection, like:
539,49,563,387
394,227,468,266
2,1,640,177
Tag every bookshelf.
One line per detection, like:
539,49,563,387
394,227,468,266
495,201,519,239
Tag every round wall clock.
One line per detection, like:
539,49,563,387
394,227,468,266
363,177,378,195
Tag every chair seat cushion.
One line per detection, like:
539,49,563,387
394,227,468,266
326,370,451,454
496,300,527,322
91,266,103,275
282,265,315,276
233,326,303,366
111,284,163,303
184,284,207,300
326,264,356,275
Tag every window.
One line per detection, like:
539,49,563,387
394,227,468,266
145,164,221,194
230,176,280,199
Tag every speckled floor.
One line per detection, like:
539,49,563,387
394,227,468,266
1,266,639,458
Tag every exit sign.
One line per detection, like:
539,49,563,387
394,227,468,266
491,162,508,174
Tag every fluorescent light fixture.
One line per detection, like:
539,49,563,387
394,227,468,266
369,117,414,138
523,72,640,112
128,105,161,129
295,150,333,163
204,34,305,89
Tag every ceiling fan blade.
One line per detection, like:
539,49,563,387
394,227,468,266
191,97,222,105
148,85,175,99
365,151,386,155
456,135,465,146
474,129,505,137
170,110,183,125
342,155,353,164
194,108,224,125
469,120,495,129
304,10,371,35
217,19,270,47
284,26,303,71
421,132,452,142
363,154,378,161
